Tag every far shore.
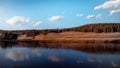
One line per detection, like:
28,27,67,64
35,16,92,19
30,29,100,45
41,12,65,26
16,32,120,43
1,32,120,43
0,23,120,43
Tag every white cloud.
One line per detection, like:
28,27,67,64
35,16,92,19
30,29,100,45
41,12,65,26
96,14,102,19
33,21,42,27
76,13,83,17
94,0,120,15
6,16,29,26
110,9,120,15
86,15,95,19
86,14,102,19
48,16,64,22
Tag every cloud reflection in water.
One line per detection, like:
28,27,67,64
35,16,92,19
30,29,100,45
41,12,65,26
5,49,29,61
48,55,64,62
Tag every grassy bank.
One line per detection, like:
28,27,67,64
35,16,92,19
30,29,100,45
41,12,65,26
17,32,120,43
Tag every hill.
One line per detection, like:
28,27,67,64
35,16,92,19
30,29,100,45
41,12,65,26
0,23,120,43
24,23,120,37
66,23,120,33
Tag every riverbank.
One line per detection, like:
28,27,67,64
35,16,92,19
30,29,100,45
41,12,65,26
17,32,120,43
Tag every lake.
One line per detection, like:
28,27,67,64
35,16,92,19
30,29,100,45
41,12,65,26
0,41,120,68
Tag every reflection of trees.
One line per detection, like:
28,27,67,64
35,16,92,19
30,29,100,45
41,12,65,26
73,43,120,54
37,43,120,54
18,41,39,47
0,41,17,48
0,41,120,54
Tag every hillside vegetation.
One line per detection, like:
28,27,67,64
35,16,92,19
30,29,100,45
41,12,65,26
23,23,120,37
0,23,120,43
68,23,120,32
25,23,120,35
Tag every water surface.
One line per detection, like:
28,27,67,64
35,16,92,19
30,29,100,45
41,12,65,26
0,41,120,68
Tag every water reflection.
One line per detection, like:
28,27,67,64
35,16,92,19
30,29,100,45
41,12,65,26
32,49,42,57
0,41,119,68
0,41,17,48
48,55,64,62
76,60,84,64
5,49,29,61
1,41,120,54
88,57,96,62
111,62,120,68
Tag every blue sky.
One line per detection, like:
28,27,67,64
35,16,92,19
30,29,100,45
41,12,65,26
0,0,120,30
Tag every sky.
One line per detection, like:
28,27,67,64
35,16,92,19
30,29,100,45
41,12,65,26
0,0,120,30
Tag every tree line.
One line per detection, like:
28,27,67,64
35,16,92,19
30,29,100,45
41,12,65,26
69,23,120,33
21,23,120,37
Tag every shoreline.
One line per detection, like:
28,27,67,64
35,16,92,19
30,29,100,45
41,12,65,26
0,39,120,43
19,39,120,43
1,32,120,43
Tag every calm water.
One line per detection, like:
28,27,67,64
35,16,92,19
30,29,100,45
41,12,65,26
0,41,120,68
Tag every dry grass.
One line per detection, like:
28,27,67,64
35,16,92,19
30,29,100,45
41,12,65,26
17,34,33,40
18,32,120,43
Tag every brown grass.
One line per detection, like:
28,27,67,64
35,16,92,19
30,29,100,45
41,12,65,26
18,32,120,43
